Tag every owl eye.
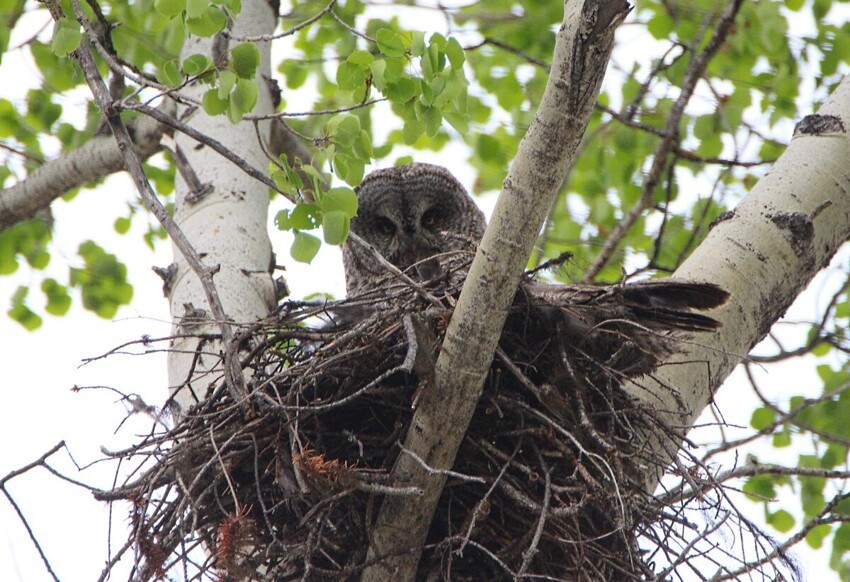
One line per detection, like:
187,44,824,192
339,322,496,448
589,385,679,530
421,208,442,229
375,217,396,236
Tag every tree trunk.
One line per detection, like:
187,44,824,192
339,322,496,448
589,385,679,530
631,77,850,490
167,0,277,412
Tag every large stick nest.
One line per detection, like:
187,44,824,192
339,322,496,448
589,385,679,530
101,254,744,580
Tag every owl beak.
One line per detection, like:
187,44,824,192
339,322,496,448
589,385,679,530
399,236,442,283
414,257,442,283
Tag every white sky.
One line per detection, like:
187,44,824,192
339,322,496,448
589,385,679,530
0,1,847,580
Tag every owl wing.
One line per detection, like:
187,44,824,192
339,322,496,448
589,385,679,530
512,279,730,379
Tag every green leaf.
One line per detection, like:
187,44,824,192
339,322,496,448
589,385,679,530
114,216,132,234
347,50,374,66
423,106,442,137
182,53,213,76
218,70,237,98
647,11,674,40
445,37,464,70
186,5,227,37
230,43,259,79
336,60,366,90
26,90,62,131
327,113,361,147
289,203,320,229
279,59,308,89
8,288,42,331
322,210,350,245
811,340,831,357
41,279,71,316
772,430,792,447
834,522,850,554
228,78,258,123
806,524,832,549
813,0,831,20
444,111,469,134
271,157,304,196
155,0,186,17
750,406,776,430
31,42,78,91
51,18,82,57
275,209,292,230
697,135,723,158
376,28,409,57
383,57,404,83
402,117,425,144
767,509,795,533
332,153,364,186
743,473,777,501
157,60,182,87
299,164,327,193
202,89,228,115
290,231,321,263
320,187,358,216
801,473,827,518
409,30,425,57
70,241,133,319
214,0,241,13
186,0,208,18
353,129,373,159
0,220,51,275
369,59,387,90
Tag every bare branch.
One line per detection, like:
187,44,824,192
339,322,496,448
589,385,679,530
0,101,173,231
582,0,745,282
61,0,251,407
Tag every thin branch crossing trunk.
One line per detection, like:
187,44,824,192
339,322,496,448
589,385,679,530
361,1,631,578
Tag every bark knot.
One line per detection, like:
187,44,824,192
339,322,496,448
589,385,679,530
769,211,813,257
793,114,846,137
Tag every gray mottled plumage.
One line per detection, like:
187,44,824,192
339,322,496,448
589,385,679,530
342,163,730,383
342,163,485,295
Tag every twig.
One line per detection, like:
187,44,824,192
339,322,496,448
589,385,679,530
123,102,292,202
63,0,251,408
396,442,486,484
223,0,337,42
582,0,745,282
516,447,551,579
0,442,69,582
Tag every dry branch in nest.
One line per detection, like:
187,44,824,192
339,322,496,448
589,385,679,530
97,253,802,580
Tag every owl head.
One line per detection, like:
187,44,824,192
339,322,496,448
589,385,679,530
342,163,486,295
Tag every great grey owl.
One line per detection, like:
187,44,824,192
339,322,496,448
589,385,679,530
342,162,485,295
341,162,729,378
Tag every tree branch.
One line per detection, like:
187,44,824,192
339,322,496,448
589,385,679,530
360,1,631,579
58,0,251,408
582,0,745,282
0,102,172,231
632,77,850,491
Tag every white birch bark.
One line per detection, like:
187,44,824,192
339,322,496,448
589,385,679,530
632,76,850,489
0,109,169,230
168,0,277,411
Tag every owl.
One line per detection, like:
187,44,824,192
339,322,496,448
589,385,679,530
342,163,485,295
341,163,729,380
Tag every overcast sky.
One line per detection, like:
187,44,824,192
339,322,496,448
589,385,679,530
1,2,847,580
